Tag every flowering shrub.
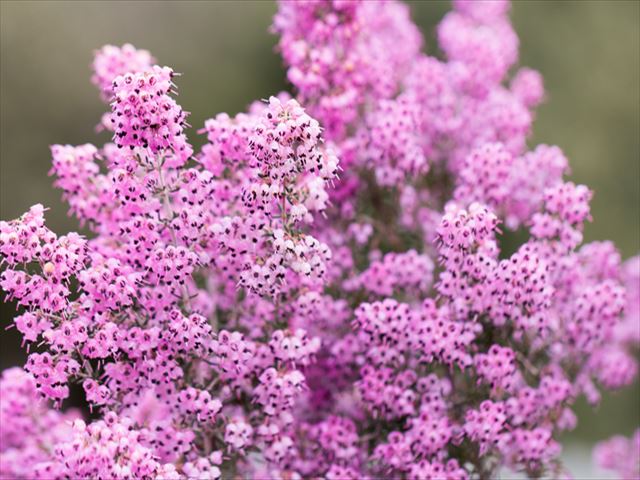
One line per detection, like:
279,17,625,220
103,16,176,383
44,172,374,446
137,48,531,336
1,1,639,479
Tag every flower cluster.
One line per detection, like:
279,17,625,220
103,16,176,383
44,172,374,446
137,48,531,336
110,66,193,167
1,1,638,479
0,368,79,479
92,43,155,100
593,429,640,480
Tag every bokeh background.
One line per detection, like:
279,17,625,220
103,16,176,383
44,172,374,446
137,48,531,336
1,1,638,476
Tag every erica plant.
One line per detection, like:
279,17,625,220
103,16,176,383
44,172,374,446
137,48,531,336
1,1,638,479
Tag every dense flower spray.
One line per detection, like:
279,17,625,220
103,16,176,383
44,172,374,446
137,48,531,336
1,1,638,479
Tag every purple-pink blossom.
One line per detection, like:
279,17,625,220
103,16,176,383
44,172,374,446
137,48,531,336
0,2,638,479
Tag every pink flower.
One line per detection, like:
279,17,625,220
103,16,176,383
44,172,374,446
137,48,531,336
0,1,637,478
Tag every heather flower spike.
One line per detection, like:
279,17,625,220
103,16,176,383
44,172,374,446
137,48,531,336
1,2,638,479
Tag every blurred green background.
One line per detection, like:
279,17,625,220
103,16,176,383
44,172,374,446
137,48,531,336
1,0,638,470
